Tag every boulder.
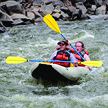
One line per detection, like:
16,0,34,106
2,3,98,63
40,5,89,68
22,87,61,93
41,3,54,15
61,6,72,17
0,21,6,33
11,13,28,20
52,12,61,20
11,13,33,25
61,11,69,18
87,5,96,15
0,1,24,15
0,10,13,27
96,5,106,15
53,5,61,13
75,2,87,14
53,0,65,7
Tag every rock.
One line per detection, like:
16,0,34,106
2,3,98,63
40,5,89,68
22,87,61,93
0,21,6,33
41,3,54,15
11,13,28,20
80,13,90,20
31,10,42,18
11,18,24,25
53,0,65,7
61,6,72,17
76,0,86,3
70,0,86,5
87,5,96,15
0,10,13,27
53,5,61,13
92,5,97,11
26,11,35,20
35,17,43,23
95,0,103,7
0,1,24,15
96,5,106,15
11,13,33,25
71,8,81,20
75,2,87,14
68,6,76,12
72,8,90,20
104,17,108,20
52,12,61,19
33,0,43,5
61,11,69,18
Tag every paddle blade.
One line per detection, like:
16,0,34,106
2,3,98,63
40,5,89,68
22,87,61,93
43,14,61,34
6,56,28,64
79,61,103,67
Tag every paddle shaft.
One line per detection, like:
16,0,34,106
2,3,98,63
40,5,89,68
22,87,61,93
29,59,76,63
61,34,86,61
24,60,103,67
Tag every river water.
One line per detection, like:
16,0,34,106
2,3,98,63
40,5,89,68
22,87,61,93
0,15,108,108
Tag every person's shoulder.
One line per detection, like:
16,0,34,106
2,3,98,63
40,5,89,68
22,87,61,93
53,50,58,53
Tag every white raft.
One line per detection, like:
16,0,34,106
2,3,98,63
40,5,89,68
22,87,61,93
31,62,91,82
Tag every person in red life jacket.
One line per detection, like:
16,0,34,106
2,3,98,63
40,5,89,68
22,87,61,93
44,39,77,67
73,41,92,70
56,41,92,69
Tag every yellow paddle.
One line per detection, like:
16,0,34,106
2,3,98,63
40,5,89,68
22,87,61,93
43,14,61,34
43,14,86,61
6,56,103,67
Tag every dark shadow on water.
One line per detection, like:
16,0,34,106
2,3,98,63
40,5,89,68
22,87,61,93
32,78,81,96
34,78,80,87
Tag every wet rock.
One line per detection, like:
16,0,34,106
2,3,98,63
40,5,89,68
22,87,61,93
0,21,6,33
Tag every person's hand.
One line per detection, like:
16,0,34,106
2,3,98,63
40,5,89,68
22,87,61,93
44,59,48,62
68,40,72,46
74,61,78,67
87,66,92,70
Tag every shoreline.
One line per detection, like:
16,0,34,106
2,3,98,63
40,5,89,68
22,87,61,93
0,0,108,33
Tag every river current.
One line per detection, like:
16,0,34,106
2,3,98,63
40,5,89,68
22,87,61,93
0,15,108,108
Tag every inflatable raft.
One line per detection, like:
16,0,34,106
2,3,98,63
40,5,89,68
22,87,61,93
31,62,91,82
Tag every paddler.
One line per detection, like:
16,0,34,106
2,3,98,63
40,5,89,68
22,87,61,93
56,41,92,70
44,39,77,67
72,41,92,70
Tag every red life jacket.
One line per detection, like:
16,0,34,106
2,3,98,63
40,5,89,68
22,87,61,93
56,47,89,67
73,50,89,67
53,50,71,67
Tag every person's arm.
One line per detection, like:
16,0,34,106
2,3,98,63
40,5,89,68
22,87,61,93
44,51,57,62
70,53,78,67
50,51,57,60
84,54,92,70
67,40,72,46
84,54,90,61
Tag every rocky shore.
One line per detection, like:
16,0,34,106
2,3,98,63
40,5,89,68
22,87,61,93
0,0,108,33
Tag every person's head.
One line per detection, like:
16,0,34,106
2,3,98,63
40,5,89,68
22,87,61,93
75,41,85,52
57,39,68,51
